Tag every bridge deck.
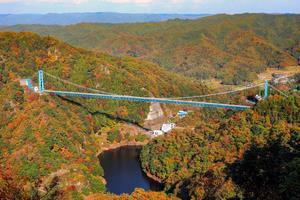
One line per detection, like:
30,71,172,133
45,90,251,110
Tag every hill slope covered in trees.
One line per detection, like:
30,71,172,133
4,14,300,84
0,32,205,199
141,95,300,199
0,31,207,123
1,31,299,199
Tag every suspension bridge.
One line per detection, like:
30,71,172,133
25,70,272,111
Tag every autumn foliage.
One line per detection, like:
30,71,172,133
141,95,300,199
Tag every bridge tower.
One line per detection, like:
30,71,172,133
38,70,44,93
264,80,269,99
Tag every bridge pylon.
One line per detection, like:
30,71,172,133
264,80,269,99
38,70,44,93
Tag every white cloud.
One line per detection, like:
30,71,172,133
102,0,154,4
101,0,207,4
72,0,87,4
0,0,87,4
0,0,19,2
101,0,205,4
0,0,207,4
192,0,204,3
39,0,88,3
170,0,184,4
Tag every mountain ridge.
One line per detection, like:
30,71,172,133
4,13,299,84
0,12,210,26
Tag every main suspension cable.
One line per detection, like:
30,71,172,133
167,83,264,100
43,72,268,100
44,72,114,95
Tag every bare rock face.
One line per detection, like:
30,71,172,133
146,102,164,121
144,102,165,130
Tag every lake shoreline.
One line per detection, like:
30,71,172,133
143,170,163,184
97,141,148,156
97,141,164,187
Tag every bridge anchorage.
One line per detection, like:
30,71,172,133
31,70,272,111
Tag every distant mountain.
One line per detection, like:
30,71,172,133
4,13,299,84
0,12,209,25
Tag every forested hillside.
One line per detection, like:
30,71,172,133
140,95,300,199
0,32,206,124
4,14,300,84
0,32,205,199
1,30,299,200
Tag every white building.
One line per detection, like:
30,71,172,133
177,110,188,118
34,86,39,93
152,130,164,137
20,79,30,86
161,123,176,133
255,95,263,101
20,79,34,90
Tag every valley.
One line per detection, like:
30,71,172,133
0,12,299,200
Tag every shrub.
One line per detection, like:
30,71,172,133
19,160,40,181
135,133,148,142
107,129,119,143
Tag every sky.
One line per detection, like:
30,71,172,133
0,0,299,14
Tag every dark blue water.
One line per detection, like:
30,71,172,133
99,146,162,195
